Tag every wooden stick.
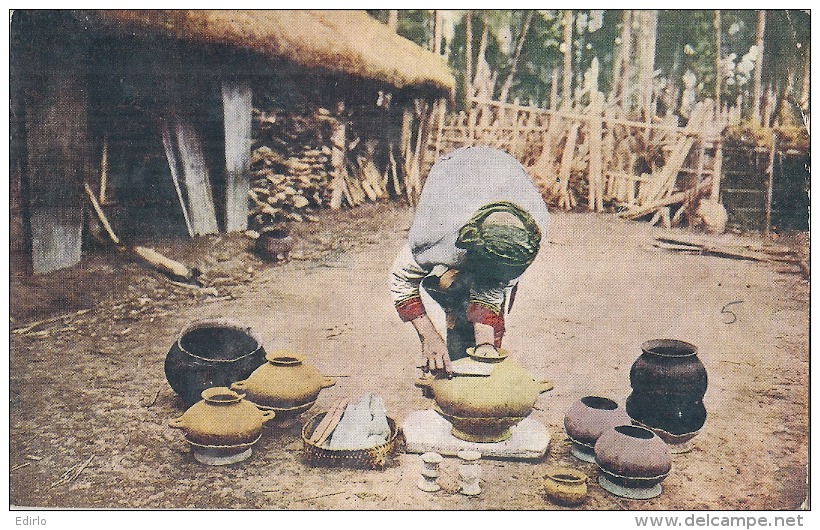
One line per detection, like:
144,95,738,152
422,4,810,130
132,246,194,281
293,491,345,503
99,134,108,205
557,122,580,210
434,97,446,161
12,309,91,335
50,455,94,489
84,183,120,245
309,399,348,446
388,143,401,197
710,141,724,201
161,122,194,237
620,179,710,219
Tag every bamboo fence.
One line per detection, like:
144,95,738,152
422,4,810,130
428,96,734,227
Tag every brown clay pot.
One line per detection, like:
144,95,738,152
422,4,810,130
543,467,588,506
416,350,553,442
563,395,631,462
594,424,672,500
255,227,295,262
230,351,336,417
168,387,275,447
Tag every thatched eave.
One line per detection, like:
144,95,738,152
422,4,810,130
76,10,455,95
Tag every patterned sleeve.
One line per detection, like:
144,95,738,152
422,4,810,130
466,281,511,347
388,244,430,322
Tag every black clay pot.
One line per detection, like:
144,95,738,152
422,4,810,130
629,339,707,395
626,339,708,453
165,319,267,406
625,392,707,435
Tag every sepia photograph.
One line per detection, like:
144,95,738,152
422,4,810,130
6,7,811,521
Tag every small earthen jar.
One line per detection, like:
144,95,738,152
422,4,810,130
543,467,588,506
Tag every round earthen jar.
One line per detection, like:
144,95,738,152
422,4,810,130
564,395,632,462
594,424,672,499
231,351,336,416
416,350,553,442
164,319,267,406
627,339,708,452
168,387,275,446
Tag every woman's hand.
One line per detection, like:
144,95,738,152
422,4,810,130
420,332,452,375
411,314,453,376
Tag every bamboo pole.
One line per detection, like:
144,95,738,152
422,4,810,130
752,10,766,126
588,92,604,211
714,10,722,104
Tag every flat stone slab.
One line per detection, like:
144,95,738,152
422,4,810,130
401,409,550,460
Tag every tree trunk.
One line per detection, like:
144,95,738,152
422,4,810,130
432,10,443,55
561,10,573,110
472,13,495,100
611,10,633,106
464,11,473,105
638,10,658,121
714,10,722,106
498,10,535,103
752,10,766,126
387,10,398,31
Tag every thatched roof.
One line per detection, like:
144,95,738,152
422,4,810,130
79,10,455,94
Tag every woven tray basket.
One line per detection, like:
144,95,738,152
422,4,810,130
301,411,400,470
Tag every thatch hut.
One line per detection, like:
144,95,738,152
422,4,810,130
10,10,454,274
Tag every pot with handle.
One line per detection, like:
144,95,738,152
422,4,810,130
231,351,336,419
415,349,553,442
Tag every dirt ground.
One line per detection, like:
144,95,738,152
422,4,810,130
8,202,810,511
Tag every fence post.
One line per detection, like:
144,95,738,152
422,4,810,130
764,133,777,236
710,140,723,201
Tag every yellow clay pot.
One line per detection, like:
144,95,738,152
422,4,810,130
543,467,588,506
416,350,552,442
231,351,336,412
168,387,275,446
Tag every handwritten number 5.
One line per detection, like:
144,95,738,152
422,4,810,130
721,301,744,324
